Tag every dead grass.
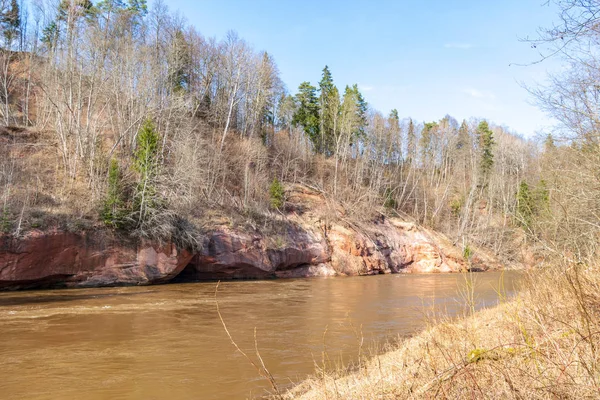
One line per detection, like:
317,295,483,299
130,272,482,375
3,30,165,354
285,263,600,399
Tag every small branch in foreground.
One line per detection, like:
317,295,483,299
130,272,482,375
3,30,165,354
214,281,282,398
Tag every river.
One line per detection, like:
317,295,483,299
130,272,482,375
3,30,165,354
0,271,521,399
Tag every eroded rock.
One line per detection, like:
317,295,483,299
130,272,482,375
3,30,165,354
0,230,193,289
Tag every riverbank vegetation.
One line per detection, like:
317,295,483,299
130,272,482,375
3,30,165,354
285,263,600,399
0,0,553,268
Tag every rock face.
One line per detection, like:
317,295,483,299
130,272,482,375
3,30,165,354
176,229,332,281
326,220,463,275
0,186,504,290
0,231,193,289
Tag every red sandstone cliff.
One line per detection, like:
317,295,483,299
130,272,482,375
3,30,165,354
0,185,505,290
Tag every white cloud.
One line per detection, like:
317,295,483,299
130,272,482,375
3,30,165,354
463,88,496,100
358,84,374,92
444,42,474,49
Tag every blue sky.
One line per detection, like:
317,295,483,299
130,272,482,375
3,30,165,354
162,0,562,137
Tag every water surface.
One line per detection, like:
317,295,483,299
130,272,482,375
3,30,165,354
0,272,521,399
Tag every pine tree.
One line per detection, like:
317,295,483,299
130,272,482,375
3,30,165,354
96,0,147,22
1,0,21,46
58,0,95,21
126,0,148,15
292,82,320,151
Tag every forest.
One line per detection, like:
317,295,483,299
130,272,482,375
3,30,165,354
0,0,575,269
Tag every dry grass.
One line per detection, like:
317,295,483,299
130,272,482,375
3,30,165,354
285,263,600,399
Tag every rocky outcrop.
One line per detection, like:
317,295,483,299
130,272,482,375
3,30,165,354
177,228,332,280
0,230,193,289
0,186,505,290
326,220,463,275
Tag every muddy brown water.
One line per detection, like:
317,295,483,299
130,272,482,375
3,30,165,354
0,272,521,400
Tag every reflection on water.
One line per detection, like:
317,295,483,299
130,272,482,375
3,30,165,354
0,272,521,400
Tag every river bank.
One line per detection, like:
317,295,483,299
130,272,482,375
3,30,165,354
0,185,508,290
285,263,600,399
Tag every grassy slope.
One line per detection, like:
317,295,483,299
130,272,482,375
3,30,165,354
285,264,600,399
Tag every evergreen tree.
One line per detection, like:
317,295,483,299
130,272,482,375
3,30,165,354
102,158,125,228
534,179,550,214
420,121,437,166
516,181,534,228
126,0,148,14
340,85,364,145
97,0,146,13
42,21,61,50
292,81,320,150
456,120,470,151
1,202,10,233
351,84,368,137
96,0,147,27
276,94,297,131
383,187,397,209
133,119,161,225
269,178,285,210
388,109,401,162
318,66,337,154
543,133,556,153
57,0,95,21
1,0,21,46
323,84,340,154
168,30,192,93
257,52,278,142
477,121,494,186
